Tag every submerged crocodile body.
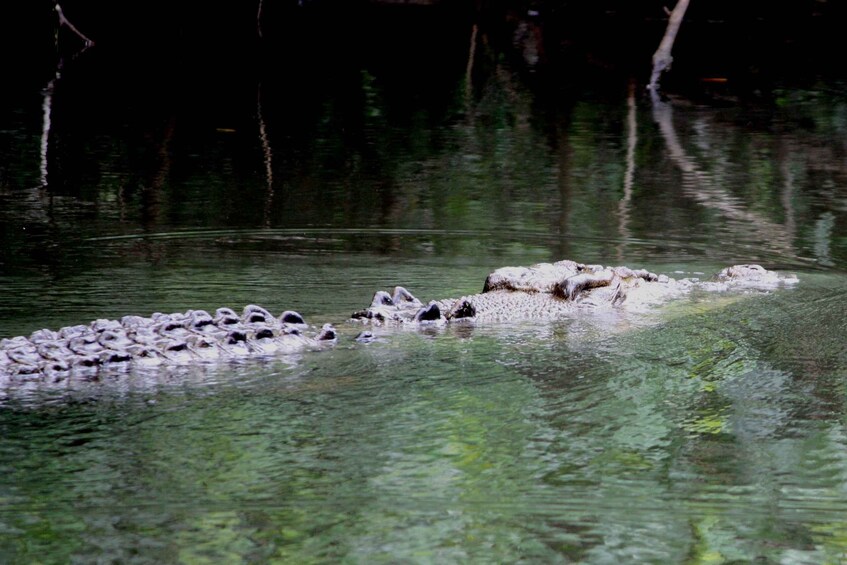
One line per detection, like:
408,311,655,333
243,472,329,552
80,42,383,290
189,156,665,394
0,259,797,382
0,306,338,381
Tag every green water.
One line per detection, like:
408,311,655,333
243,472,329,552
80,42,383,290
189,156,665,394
2,18,847,563
2,276,846,562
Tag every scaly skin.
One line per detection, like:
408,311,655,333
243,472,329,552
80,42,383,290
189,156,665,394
350,260,798,325
1,260,797,381
0,305,336,381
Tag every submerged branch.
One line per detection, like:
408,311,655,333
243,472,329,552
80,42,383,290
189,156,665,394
648,0,689,91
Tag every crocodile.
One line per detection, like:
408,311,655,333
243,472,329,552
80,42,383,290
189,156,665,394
350,260,798,327
0,259,797,382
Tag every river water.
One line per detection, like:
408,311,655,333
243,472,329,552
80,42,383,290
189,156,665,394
2,17,847,563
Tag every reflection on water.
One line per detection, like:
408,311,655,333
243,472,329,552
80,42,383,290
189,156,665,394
4,29,847,276
2,13,847,562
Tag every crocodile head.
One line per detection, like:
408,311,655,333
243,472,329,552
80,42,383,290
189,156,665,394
350,261,797,326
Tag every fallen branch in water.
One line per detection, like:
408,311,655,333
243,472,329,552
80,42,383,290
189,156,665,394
648,0,689,91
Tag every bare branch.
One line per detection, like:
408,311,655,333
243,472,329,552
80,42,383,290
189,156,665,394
41,4,96,189
55,3,95,48
648,0,689,91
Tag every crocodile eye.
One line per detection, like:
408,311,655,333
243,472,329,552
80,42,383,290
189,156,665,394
370,291,394,307
392,287,420,305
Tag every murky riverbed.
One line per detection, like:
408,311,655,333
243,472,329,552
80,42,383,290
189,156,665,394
2,14,847,562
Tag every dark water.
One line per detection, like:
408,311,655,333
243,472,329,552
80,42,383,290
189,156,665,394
2,14,847,562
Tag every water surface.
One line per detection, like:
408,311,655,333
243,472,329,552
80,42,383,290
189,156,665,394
2,19,847,562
